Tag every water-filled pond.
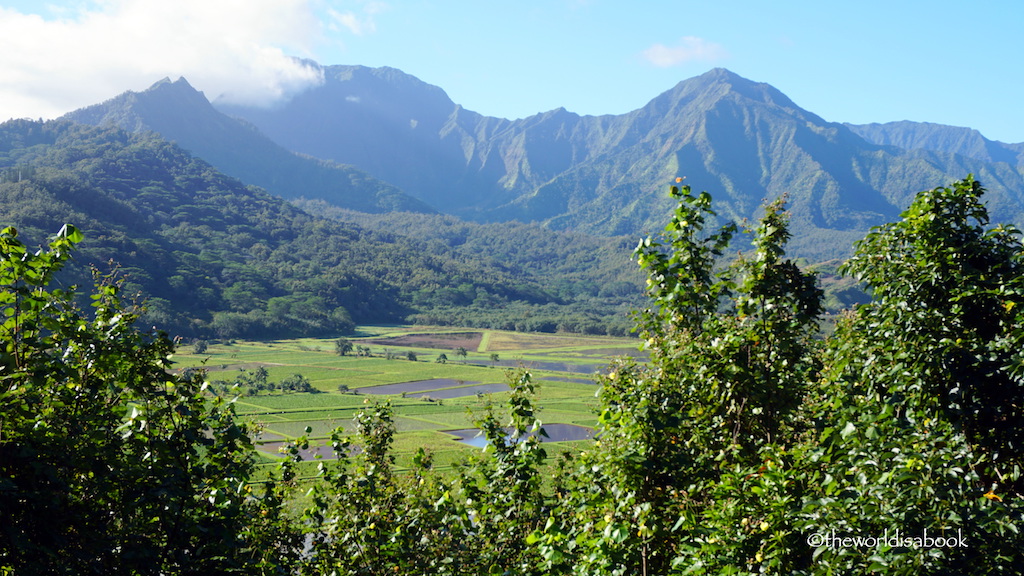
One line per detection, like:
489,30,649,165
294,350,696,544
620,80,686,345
356,378,481,395
410,383,510,399
256,441,338,460
475,359,605,373
444,423,596,448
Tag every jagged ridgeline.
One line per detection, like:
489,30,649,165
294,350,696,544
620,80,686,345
62,77,436,215
61,66,1024,265
0,119,638,339
216,66,1024,261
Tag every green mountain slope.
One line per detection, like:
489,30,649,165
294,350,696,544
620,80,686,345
0,119,596,338
61,77,435,214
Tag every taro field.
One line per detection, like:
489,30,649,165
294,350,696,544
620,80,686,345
172,326,646,474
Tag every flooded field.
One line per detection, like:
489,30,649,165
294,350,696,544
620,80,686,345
445,423,596,448
475,358,606,374
539,375,597,385
355,378,482,395
409,383,510,399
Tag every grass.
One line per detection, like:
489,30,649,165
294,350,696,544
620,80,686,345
176,325,639,472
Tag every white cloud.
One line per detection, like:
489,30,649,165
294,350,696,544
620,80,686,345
0,0,383,120
325,2,385,37
328,9,370,35
642,36,727,68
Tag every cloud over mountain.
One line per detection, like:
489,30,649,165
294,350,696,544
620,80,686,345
642,36,728,67
0,0,334,120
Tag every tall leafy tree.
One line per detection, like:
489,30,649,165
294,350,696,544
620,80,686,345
0,225,296,574
838,175,1024,468
534,176,1023,574
798,176,1024,573
535,183,823,574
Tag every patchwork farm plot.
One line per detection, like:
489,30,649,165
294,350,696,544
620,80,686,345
173,326,643,471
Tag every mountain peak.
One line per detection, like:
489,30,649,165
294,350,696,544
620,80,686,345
142,76,208,103
148,76,197,90
684,68,798,108
699,67,746,82
630,68,798,124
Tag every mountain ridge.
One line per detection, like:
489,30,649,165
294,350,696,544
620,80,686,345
215,64,1024,261
61,64,1024,261
844,120,1024,167
62,76,435,214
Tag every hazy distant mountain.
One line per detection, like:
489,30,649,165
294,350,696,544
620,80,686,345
62,77,434,214
217,66,1024,260
844,120,1024,167
215,65,521,211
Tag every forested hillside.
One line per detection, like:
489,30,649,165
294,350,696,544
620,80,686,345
295,199,643,332
0,119,636,338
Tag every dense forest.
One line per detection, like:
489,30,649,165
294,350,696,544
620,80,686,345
2,176,1021,574
0,119,641,339
296,200,644,334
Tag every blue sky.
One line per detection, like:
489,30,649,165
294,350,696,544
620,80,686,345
2,0,1022,142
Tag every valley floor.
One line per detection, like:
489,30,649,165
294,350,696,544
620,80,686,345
172,326,643,473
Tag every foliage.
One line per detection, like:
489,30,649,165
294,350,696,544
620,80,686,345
5,175,1024,574
796,176,1024,573
531,183,822,574
838,175,1024,468
0,225,295,574
533,177,1024,574
288,371,547,575
458,371,550,574
335,337,353,356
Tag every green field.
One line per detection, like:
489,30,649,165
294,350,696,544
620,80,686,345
174,326,643,472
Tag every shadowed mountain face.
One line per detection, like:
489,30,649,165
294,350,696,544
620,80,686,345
59,65,1024,261
62,77,435,214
